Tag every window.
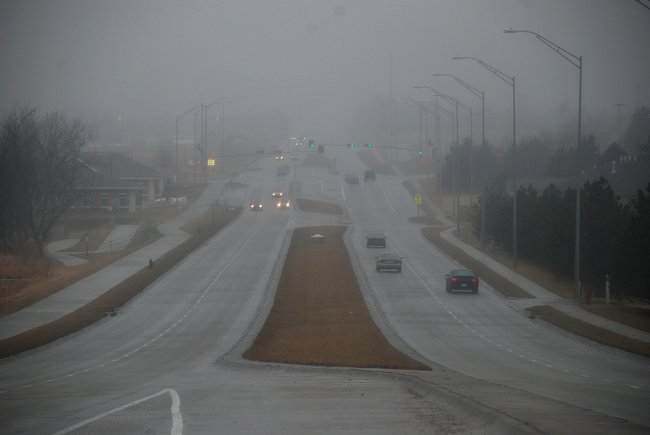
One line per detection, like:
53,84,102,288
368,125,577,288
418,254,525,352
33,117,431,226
119,193,128,207
101,193,109,208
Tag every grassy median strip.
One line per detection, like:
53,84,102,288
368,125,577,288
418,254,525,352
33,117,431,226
244,225,430,370
295,198,343,215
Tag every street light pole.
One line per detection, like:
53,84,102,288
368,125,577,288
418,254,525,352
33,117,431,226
433,73,484,208
504,28,583,295
415,86,471,231
218,98,236,158
452,56,518,268
202,97,232,179
614,103,625,145
175,104,202,189
413,86,460,231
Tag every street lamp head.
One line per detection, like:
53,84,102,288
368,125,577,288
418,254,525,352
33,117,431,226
504,28,519,34
452,56,466,60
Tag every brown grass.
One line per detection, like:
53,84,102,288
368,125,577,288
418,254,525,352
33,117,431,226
409,177,650,355
528,305,650,358
243,226,430,370
0,207,241,358
295,198,343,215
580,303,650,333
1,252,128,318
421,227,532,299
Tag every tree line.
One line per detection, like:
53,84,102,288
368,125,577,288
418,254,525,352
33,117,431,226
0,107,94,260
473,179,650,299
439,106,650,194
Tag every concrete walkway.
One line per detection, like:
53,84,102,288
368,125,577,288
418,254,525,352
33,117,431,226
0,180,227,341
44,239,87,266
1,171,649,349
440,227,650,344
95,225,140,253
394,160,650,345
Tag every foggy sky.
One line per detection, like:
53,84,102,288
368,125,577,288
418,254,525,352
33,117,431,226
1,0,648,148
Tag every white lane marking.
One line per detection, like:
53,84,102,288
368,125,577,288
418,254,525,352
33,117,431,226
401,257,644,391
1,217,266,395
378,181,398,215
53,388,183,435
320,179,346,202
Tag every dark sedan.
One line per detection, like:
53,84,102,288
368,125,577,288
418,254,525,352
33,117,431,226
375,252,402,272
445,269,479,293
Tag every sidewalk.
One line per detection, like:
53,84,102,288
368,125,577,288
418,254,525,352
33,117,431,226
2,171,649,351
392,160,650,346
0,180,227,341
440,227,650,344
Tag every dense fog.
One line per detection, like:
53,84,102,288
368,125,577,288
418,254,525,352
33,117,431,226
1,0,648,148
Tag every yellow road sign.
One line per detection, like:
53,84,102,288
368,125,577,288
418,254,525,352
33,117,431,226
207,158,216,167
414,194,422,205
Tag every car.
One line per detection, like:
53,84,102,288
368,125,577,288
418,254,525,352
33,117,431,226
375,252,402,272
249,201,263,211
272,191,284,198
445,269,479,293
364,169,375,182
366,234,386,248
345,174,359,184
276,198,291,209
274,151,284,160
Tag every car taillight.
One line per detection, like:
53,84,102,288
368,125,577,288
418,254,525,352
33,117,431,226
471,277,478,283
451,277,457,282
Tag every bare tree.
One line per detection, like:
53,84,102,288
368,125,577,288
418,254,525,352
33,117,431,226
0,107,95,258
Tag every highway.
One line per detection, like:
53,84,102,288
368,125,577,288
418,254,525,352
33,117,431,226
0,148,648,434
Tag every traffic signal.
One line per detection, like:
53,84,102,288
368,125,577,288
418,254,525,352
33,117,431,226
308,139,315,148
317,144,324,153
364,143,374,148
418,148,424,160
346,143,357,148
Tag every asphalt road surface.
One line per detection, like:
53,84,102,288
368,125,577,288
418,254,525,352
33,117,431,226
0,148,648,434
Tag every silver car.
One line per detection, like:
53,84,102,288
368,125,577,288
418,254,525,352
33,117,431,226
375,252,402,272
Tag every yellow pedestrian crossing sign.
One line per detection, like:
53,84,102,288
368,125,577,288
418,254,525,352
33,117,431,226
414,194,422,205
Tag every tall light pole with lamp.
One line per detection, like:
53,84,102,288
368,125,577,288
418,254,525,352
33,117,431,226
433,73,487,248
218,98,236,158
503,28,583,295
202,97,231,179
414,86,470,231
452,55,518,268
614,103,624,145
175,104,202,186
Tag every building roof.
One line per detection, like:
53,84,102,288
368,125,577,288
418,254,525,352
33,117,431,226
78,152,161,191
82,152,160,180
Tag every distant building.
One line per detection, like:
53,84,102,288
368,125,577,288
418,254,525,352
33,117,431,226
72,152,164,214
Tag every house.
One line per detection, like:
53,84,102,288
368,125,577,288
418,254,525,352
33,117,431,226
72,152,164,214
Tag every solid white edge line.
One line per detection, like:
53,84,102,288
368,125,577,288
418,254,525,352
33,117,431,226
52,388,183,435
